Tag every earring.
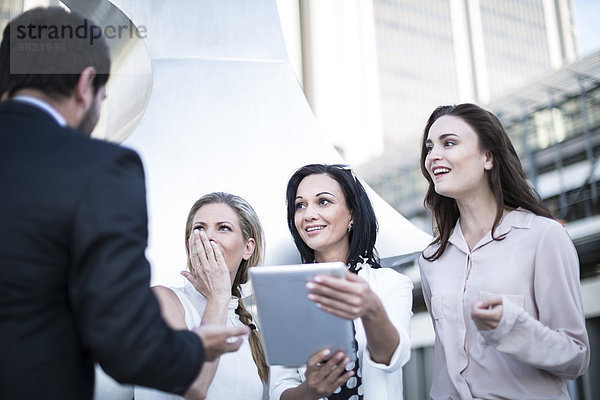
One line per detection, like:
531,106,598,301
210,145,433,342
347,221,353,232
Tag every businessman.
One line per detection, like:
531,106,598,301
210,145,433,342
0,7,248,400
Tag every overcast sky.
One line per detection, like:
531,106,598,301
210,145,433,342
573,0,600,56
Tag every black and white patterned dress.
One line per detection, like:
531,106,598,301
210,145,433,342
326,257,380,400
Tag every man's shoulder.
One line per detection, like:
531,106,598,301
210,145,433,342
44,129,144,181
0,100,139,163
70,131,139,161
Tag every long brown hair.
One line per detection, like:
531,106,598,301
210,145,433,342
185,192,268,382
420,103,552,261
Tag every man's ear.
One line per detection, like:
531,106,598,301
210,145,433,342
74,66,97,108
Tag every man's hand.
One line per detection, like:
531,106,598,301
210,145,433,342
192,324,250,361
184,324,250,399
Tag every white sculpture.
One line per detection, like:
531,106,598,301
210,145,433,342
63,0,430,288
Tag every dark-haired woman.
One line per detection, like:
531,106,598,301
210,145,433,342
135,192,268,399
418,103,590,399
270,164,413,400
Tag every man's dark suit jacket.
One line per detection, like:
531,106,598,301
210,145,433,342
0,100,204,399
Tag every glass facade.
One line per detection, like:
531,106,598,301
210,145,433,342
502,84,600,225
373,0,458,152
481,0,553,97
369,0,575,158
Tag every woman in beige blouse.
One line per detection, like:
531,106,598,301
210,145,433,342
418,103,590,399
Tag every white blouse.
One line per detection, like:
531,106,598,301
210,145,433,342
135,281,265,400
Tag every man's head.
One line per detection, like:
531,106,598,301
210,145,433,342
0,7,111,134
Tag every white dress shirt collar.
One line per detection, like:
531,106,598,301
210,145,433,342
12,95,67,127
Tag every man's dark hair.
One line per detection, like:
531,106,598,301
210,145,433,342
0,7,110,99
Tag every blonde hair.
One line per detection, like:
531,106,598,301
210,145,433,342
185,192,268,382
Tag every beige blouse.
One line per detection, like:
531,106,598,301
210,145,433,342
418,208,589,399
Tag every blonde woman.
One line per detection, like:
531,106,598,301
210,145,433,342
136,192,268,399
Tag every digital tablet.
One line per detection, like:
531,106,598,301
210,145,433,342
249,262,356,367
